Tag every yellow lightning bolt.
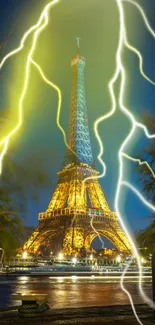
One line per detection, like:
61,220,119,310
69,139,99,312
0,140,9,174
0,0,76,175
30,58,76,157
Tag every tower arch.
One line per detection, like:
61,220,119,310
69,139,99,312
85,230,128,253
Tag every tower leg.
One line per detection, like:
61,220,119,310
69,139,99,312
63,226,85,255
48,182,70,211
87,180,110,213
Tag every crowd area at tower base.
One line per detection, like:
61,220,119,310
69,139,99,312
0,304,154,325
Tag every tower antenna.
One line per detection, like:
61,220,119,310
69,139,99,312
75,36,81,55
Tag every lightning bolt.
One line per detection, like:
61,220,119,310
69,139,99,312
121,265,144,325
0,0,76,175
0,140,9,174
122,181,155,213
122,153,155,178
92,0,155,323
116,0,155,316
90,216,105,249
30,58,76,157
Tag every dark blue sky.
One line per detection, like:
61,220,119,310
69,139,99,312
0,0,155,246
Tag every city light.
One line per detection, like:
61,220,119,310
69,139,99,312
71,275,78,280
58,253,63,261
72,257,77,264
141,257,146,264
22,251,28,259
116,255,121,263
90,254,93,261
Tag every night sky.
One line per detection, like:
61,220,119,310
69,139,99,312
0,0,155,247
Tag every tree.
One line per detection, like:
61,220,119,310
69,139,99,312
0,151,51,260
138,111,155,205
137,221,155,254
136,111,155,252
0,24,52,260
1,152,50,211
0,212,23,261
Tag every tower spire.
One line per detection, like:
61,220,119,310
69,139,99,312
76,36,81,55
64,39,93,166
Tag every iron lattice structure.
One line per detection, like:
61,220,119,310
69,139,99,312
23,45,131,256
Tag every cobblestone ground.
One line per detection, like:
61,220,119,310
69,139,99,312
0,305,154,325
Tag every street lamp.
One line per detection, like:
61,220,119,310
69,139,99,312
90,254,93,261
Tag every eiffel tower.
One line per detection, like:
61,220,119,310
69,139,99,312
23,40,131,256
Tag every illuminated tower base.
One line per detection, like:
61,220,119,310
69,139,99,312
23,41,131,256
